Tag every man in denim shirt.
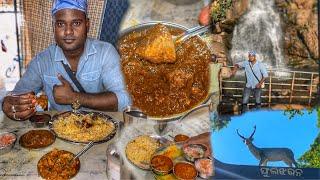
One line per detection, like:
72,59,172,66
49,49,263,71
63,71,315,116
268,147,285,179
2,0,131,120
232,51,268,113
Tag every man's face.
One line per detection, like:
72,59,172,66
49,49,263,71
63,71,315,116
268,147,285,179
53,9,89,52
248,55,256,62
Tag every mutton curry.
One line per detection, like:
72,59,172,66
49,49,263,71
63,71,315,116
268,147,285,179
118,24,211,117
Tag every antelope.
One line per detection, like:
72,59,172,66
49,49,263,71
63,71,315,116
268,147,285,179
237,126,298,167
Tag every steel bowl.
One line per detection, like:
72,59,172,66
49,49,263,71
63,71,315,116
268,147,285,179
37,149,80,179
195,158,214,179
29,113,51,128
174,134,190,143
150,154,173,175
19,129,56,150
182,144,207,162
118,21,211,122
119,21,188,39
173,161,198,180
0,132,17,155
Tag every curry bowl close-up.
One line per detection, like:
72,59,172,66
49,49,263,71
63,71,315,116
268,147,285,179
118,21,212,121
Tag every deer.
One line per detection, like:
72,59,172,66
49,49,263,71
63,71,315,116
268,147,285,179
236,126,298,167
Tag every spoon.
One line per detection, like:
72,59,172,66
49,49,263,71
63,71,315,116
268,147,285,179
61,141,95,168
174,24,213,43
178,104,210,122
72,141,95,161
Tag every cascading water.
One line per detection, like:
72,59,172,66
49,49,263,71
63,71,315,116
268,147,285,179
230,0,285,70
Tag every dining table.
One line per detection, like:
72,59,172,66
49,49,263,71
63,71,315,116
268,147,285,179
0,106,211,180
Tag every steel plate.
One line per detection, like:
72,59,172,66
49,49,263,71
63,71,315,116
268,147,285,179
49,111,118,144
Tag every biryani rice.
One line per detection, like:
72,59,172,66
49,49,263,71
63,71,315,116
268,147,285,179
53,113,115,142
125,135,161,168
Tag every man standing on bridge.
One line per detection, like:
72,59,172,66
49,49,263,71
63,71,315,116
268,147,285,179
232,51,268,113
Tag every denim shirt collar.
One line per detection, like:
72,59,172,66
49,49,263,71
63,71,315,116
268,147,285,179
53,38,97,65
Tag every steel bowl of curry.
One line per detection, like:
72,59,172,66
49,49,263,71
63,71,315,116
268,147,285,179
118,21,211,121
37,149,80,180
151,154,173,175
173,161,198,180
19,129,55,149
29,113,51,128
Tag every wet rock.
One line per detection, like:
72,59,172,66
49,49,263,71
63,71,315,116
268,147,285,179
274,0,318,69
287,55,318,70
209,34,225,44
295,9,311,26
293,0,314,9
285,29,310,58
220,19,236,33
210,0,250,65
202,33,229,61
220,67,233,78
298,18,319,59
226,0,249,21
213,23,222,33
209,42,228,58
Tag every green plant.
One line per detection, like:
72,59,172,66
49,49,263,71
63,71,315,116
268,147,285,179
283,104,315,120
297,107,320,168
211,0,233,23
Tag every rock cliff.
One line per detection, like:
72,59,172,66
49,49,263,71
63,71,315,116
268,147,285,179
207,0,318,70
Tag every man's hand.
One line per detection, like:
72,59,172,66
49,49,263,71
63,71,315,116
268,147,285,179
255,82,262,89
2,92,36,120
53,74,77,105
198,5,211,26
183,132,212,157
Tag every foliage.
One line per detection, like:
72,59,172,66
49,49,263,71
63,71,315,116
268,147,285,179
318,107,320,128
211,113,231,132
211,0,233,23
297,107,320,168
283,105,313,120
283,108,304,120
298,135,320,168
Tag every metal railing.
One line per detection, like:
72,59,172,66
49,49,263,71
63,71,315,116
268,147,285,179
219,68,319,107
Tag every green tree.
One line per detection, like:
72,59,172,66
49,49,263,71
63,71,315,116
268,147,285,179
298,107,320,168
283,105,313,120
211,0,233,23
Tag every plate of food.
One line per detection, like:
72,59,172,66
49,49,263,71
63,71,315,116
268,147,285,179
49,111,118,144
19,129,55,149
125,135,170,170
37,149,80,179
152,142,213,179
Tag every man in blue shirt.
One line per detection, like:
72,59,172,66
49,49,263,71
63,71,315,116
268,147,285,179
1,0,131,120
232,51,268,112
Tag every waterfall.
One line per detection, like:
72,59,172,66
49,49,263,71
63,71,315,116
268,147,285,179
230,0,284,70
